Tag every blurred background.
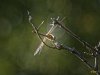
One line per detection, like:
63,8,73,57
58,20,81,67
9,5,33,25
0,0,100,75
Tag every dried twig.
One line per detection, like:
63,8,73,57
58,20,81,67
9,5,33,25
53,19,100,55
53,19,100,75
27,11,100,75
27,11,56,49
93,42,100,75
54,42,93,69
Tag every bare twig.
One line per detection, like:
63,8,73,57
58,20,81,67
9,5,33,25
93,42,100,75
27,11,100,75
55,42,100,75
53,19,100,55
27,11,56,49
52,19,100,75
54,42,93,69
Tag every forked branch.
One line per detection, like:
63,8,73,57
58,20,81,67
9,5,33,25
27,11,100,75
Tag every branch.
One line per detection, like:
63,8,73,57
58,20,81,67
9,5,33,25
27,12,100,75
54,42,93,69
55,42,100,75
27,11,56,49
53,19,100,55
93,42,100,75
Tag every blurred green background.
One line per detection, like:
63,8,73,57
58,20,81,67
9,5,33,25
0,0,100,75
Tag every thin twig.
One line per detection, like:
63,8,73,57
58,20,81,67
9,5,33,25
27,13,100,74
94,42,100,75
54,42,93,69
27,11,56,49
53,19,100,54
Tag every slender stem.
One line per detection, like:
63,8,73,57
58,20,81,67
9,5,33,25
27,14,100,74
94,52,98,71
94,47,99,75
28,11,56,49
54,20,100,54
60,44,93,69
